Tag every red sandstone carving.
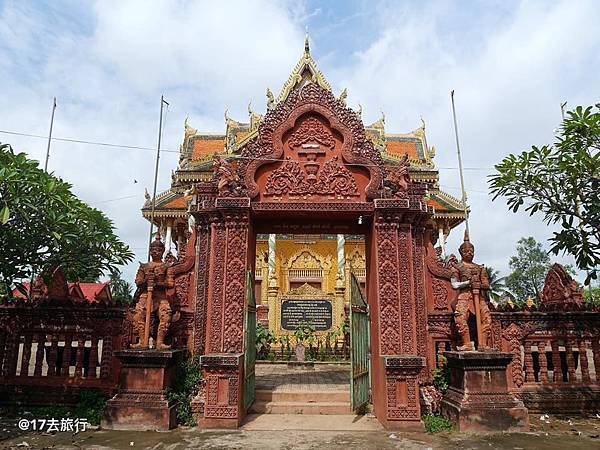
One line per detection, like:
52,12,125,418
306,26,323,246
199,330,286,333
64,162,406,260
384,154,411,198
132,235,176,350
450,232,492,351
213,155,243,197
539,263,585,309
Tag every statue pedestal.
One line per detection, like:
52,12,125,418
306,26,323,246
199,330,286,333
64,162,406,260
102,349,184,431
441,351,529,432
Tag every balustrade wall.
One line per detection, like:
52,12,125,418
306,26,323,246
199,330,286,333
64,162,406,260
0,304,129,405
428,310,600,413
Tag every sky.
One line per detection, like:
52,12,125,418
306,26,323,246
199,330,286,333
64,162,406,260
1,0,599,284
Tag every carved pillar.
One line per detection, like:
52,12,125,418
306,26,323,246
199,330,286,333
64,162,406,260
193,214,212,356
524,341,534,383
551,340,562,382
201,199,252,428
88,336,99,378
62,335,72,377
579,339,590,383
100,335,113,379
538,341,548,383
566,340,576,382
48,335,59,376
268,233,276,278
337,234,345,279
592,339,600,383
20,334,32,377
368,204,424,430
75,338,85,377
34,334,45,377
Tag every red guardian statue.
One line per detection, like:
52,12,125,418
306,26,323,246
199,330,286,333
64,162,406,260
450,231,492,351
131,234,175,350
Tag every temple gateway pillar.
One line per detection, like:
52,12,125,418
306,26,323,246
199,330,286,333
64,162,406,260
367,199,429,430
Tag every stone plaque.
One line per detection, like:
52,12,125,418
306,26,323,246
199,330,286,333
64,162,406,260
281,299,332,331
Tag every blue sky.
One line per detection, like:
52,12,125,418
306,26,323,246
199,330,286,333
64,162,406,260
1,0,599,285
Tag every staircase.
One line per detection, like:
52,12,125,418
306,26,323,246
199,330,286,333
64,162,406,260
251,389,351,415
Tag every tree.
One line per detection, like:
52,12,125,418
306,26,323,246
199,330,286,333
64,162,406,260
485,267,510,303
489,104,600,284
0,143,134,296
109,270,134,304
504,237,551,304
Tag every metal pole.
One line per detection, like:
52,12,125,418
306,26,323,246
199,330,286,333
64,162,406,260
44,97,57,172
148,95,169,261
451,90,469,235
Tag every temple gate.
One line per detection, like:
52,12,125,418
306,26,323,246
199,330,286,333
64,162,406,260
190,80,432,430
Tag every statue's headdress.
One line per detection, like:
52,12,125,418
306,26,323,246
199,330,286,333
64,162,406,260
459,230,474,253
150,233,165,252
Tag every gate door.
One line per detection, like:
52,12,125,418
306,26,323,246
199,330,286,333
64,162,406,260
244,270,256,410
350,272,370,412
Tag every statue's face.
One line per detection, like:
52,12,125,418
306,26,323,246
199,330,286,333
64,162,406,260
460,245,474,263
150,245,164,262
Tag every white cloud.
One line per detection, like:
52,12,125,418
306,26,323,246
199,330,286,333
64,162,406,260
1,0,597,284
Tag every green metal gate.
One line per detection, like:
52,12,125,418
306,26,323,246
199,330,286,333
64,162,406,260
244,270,256,411
350,272,370,412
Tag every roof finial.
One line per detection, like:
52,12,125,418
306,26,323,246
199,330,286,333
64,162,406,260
304,26,310,54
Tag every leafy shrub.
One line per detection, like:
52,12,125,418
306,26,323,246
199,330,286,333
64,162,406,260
432,354,450,393
423,414,453,433
256,323,276,359
166,356,202,426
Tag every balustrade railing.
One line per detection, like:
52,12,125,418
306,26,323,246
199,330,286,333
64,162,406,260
519,337,599,385
0,305,127,402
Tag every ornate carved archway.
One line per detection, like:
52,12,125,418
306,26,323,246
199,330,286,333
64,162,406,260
192,81,432,430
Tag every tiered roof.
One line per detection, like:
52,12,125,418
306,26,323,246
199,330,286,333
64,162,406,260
143,38,467,229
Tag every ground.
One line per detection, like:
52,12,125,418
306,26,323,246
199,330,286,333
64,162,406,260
1,415,600,449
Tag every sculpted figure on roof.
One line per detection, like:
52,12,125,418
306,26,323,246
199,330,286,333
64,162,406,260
383,153,411,198
213,155,243,197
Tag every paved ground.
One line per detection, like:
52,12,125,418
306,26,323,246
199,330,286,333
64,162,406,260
2,415,600,449
255,362,350,392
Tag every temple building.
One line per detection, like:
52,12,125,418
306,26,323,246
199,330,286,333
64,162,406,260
141,39,466,340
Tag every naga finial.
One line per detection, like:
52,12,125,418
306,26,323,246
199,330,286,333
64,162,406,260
339,88,347,105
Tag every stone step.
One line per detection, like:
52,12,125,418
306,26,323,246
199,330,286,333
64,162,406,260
255,389,350,403
250,400,351,415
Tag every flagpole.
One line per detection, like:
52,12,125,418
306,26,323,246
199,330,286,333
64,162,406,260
451,90,469,235
44,97,57,172
148,95,169,261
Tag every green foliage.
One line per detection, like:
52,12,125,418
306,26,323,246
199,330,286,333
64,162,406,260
489,104,600,284
166,356,202,426
25,390,106,426
423,414,453,433
585,285,600,305
432,354,450,394
109,269,134,304
0,142,134,295
505,237,551,305
293,321,316,346
74,390,107,425
256,323,276,359
485,267,510,303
